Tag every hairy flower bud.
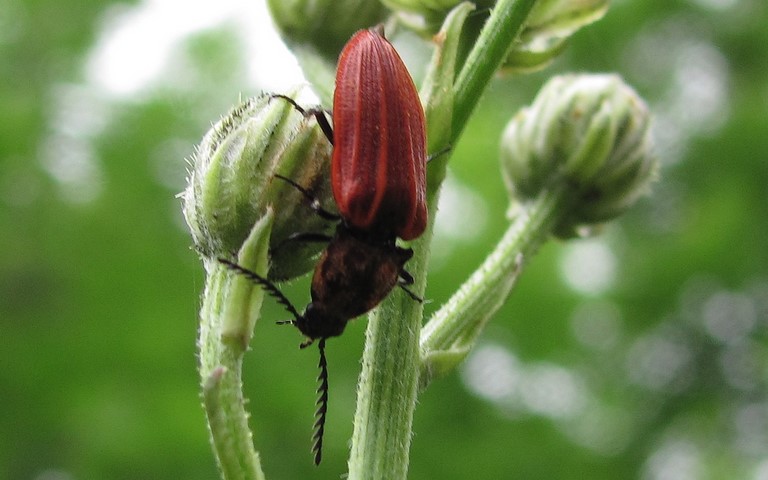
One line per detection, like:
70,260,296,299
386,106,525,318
182,94,334,280
503,0,608,73
500,74,657,237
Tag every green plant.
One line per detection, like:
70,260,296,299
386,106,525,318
182,1,656,479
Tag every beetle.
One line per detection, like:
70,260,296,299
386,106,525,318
331,26,427,241
219,26,427,465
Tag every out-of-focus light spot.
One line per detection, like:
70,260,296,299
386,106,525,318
40,134,103,204
560,239,617,295
753,459,768,480
520,363,587,419
688,0,740,10
570,300,623,351
746,278,768,328
702,291,757,344
719,343,760,391
667,42,729,135
0,0,24,45
677,274,722,324
461,344,521,402
39,85,108,204
461,344,589,421
49,84,111,138
650,116,687,167
563,404,633,456
733,403,768,456
431,173,489,271
623,19,730,165
626,329,693,392
642,439,703,480
85,0,303,97
33,470,74,480
434,174,488,241
149,138,194,191
642,179,688,234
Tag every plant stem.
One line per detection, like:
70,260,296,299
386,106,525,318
198,214,272,480
199,261,266,480
346,263,426,479
348,1,539,477
452,0,538,139
419,184,571,385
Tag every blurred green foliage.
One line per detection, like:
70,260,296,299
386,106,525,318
1,0,767,479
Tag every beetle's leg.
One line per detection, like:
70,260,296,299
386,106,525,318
397,269,423,303
274,174,340,221
269,94,334,145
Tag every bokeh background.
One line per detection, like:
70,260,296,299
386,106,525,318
2,0,767,479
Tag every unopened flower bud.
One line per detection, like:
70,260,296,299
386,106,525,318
381,0,493,35
382,0,464,11
267,0,388,63
182,94,334,279
503,0,608,73
500,74,657,237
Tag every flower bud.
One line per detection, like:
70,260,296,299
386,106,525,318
503,0,608,73
382,0,464,11
500,74,657,237
182,94,334,280
381,0,493,36
267,0,388,63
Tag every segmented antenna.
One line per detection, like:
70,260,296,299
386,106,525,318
217,258,301,321
218,257,330,465
273,174,339,221
312,338,329,465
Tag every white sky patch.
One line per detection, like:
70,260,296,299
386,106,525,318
85,0,304,97
44,0,308,204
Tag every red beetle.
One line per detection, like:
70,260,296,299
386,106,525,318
331,27,427,241
220,26,427,465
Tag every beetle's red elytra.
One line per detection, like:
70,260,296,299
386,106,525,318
331,27,428,241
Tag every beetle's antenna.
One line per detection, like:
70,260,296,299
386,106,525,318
426,144,452,164
273,174,339,221
217,258,301,321
312,338,329,465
